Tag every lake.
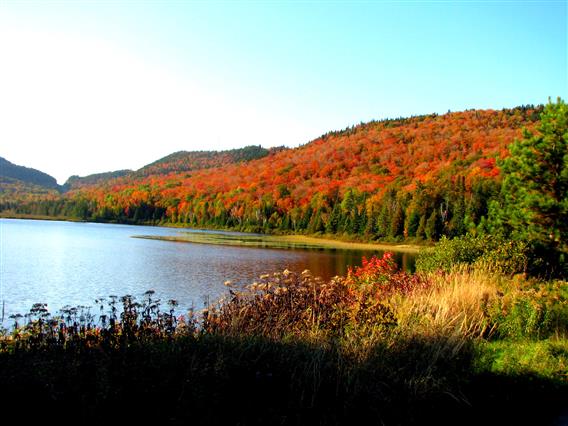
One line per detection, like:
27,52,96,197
0,218,416,326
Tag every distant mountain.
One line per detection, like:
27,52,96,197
0,157,60,189
63,170,133,191
0,157,61,204
1,146,285,200
134,145,283,177
61,146,284,191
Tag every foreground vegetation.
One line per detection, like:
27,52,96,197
1,250,566,425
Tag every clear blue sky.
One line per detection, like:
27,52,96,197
0,0,566,183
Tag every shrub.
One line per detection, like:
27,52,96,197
416,234,528,275
1,292,196,352
203,269,355,339
203,253,431,340
487,279,568,339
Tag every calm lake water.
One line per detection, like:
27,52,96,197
0,219,416,325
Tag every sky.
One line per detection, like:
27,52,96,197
0,0,566,184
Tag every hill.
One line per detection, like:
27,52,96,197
0,157,60,190
0,157,62,206
63,170,133,191
133,145,281,177
3,106,543,241
60,146,281,191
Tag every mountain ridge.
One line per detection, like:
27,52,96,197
0,156,60,190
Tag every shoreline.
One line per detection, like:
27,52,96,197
134,233,422,253
0,212,80,222
1,214,423,253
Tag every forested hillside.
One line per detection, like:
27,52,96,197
59,146,278,191
134,145,279,177
2,106,543,241
63,170,133,190
0,157,60,189
0,157,61,204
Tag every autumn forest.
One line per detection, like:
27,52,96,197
0,105,543,243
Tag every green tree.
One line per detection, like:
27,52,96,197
404,209,421,238
390,202,404,239
325,203,340,234
489,98,567,275
425,210,441,241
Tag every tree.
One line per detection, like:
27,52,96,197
390,202,404,239
489,98,567,275
425,210,441,241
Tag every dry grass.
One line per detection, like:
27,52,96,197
203,269,354,341
391,267,499,340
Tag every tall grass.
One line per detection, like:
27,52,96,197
392,267,498,340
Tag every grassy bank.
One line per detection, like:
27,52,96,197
133,232,422,253
1,254,566,424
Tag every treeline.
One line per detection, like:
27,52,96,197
5,174,499,243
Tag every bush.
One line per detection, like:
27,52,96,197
487,280,568,339
416,234,528,275
203,254,431,340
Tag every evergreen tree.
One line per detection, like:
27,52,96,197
425,210,441,241
448,176,466,237
404,209,421,238
375,202,390,238
489,98,567,275
339,189,356,234
416,214,427,240
390,202,404,239
326,203,340,234
308,208,324,234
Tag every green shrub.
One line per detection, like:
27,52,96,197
416,234,528,275
474,239,529,275
487,280,568,339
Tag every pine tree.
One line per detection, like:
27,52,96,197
425,210,441,241
326,203,340,234
390,202,404,239
404,209,421,238
489,98,567,274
